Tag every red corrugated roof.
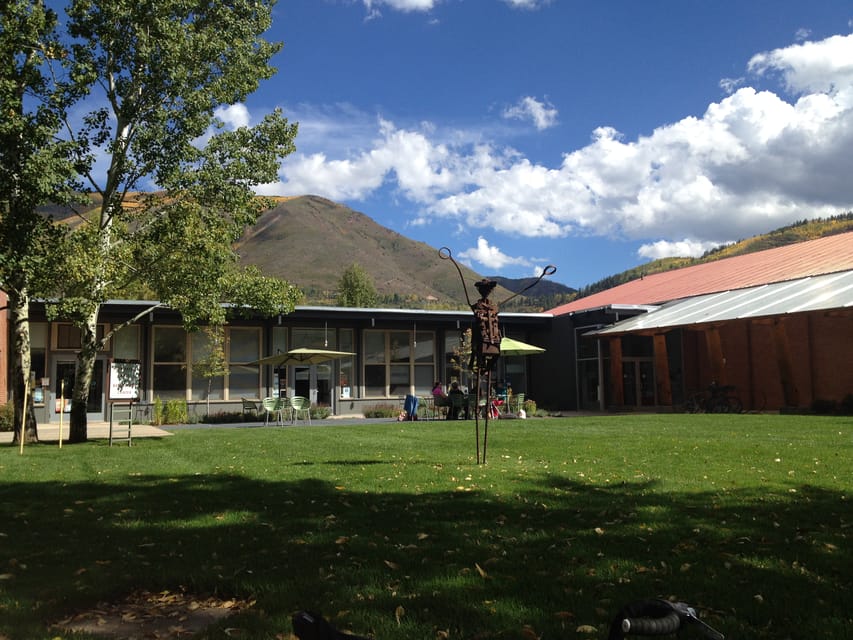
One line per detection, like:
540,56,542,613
549,231,853,315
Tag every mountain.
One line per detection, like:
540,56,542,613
235,195,515,308
48,194,850,310
490,275,576,299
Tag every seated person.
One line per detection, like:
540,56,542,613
432,381,450,407
446,381,466,419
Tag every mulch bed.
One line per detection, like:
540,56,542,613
52,588,258,639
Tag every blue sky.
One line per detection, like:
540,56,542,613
218,2,851,287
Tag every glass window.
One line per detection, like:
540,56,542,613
228,328,259,400
228,364,260,399
152,327,187,400
444,330,473,390
31,323,47,349
154,327,186,362
364,332,385,364
153,365,186,399
389,331,409,363
339,329,354,399
364,364,385,397
190,330,225,401
414,332,433,363
271,326,287,354
389,364,410,396
363,329,434,397
113,325,140,360
292,328,330,349
54,323,106,350
414,365,433,394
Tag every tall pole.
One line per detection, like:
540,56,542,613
482,369,492,464
474,370,481,464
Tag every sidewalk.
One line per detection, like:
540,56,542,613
0,421,172,444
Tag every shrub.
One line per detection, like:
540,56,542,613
163,399,188,424
152,397,164,425
522,398,537,415
152,397,189,425
364,404,398,418
0,403,14,432
311,405,331,420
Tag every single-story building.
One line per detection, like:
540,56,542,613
540,232,853,412
16,301,551,423
5,232,853,421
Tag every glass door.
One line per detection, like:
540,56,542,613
54,359,106,421
293,365,333,408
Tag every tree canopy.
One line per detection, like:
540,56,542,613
336,263,378,308
2,0,302,442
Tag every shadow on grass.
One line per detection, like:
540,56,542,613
1,463,850,639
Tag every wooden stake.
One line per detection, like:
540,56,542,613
20,376,29,456
58,380,64,448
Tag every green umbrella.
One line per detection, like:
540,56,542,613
499,337,545,356
250,348,355,367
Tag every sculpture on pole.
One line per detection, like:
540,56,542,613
439,247,555,463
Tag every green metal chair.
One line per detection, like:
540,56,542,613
263,396,285,425
289,396,311,425
510,393,525,414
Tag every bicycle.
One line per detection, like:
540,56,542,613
293,599,725,639
685,382,743,414
608,599,724,639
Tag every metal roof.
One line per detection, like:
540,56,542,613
589,269,853,336
551,232,853,315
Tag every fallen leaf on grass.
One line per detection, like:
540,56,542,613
384,560,400,570
576,624,598,634
521,624,539,639
474,563,488,578
395,605,405,625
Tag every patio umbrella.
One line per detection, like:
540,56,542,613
499,336,545,356
250,348,355,367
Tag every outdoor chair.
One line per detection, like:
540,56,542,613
510,393,525,414
242,397,261,419
290,396,311,424
263,396,285,426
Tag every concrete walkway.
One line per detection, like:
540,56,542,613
2,412,600,444
0,421,172,444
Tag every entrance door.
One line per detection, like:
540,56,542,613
55,360,105,421
622,359,656,407
293,365,333,408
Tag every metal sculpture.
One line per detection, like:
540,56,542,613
440,247,556,463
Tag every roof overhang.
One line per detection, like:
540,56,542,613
587,269,853,338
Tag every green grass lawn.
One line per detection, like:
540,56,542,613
1,414,850,639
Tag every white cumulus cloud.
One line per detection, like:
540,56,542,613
637,239,724,261
503,96,559,130
267,32,853,253
457,237,531,270
215,104,251,129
